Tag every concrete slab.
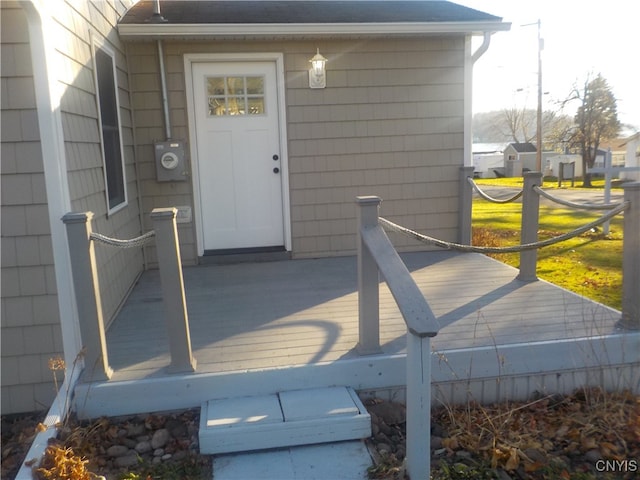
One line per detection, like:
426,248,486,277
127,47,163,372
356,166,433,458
279,387,360,421
212,440,372,480
203,394,283,428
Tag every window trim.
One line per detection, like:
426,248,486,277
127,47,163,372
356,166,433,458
91,39,128,215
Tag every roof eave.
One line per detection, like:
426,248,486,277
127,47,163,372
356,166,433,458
117,21,511,40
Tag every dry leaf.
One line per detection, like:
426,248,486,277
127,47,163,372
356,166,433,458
442,437,459,450
555,424,569,438
504,447,519,471
600,441,619,456
581,436,598,450
524,461,545,472
35,423,47,433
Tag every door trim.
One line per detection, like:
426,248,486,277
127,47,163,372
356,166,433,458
184,52,291,256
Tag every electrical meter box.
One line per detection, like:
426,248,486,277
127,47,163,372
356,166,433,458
155,140,188,182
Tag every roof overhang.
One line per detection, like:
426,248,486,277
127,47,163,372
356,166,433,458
118,20,510,40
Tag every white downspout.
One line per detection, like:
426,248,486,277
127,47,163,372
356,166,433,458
472,31,492,63
158,39,172,140
464,32,492,167
150,0,171,140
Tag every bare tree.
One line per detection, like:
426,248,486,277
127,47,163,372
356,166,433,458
503,106,536,143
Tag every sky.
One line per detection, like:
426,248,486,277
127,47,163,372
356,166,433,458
454,0,640,133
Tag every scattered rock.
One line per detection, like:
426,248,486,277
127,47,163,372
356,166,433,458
523,447,546,464
126,423,145,437
368,401,406,425
134,440,152,454
166,418,187,438
106,445,130,458
151,428,171,449
377,443,392,455
455,449,472,459
114,454,139,468
172,450,188,462
584,449,602,463
496,468,512,480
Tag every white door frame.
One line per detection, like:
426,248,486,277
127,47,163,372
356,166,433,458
184,52,291,256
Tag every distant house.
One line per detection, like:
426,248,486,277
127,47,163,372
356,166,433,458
1,1,508,414
503,142,536,177
472,143,505,178
620,132,640,181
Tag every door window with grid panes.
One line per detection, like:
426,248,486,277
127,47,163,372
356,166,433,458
206,76,265,116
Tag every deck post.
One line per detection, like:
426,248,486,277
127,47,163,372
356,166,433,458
356,196,382,355
150,208,197,373
62,212,113,381
405,332,431,480
458,166,474,245
619,182,640,330
517,171,543,281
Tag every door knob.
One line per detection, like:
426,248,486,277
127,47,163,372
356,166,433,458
272,154,279,161
273,167,280,174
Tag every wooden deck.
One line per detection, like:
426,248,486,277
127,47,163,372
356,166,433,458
73,251,637,418
104,251,621,378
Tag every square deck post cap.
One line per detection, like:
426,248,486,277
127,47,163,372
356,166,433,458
356,196,382,205
62,211,94,224
150,207,178,219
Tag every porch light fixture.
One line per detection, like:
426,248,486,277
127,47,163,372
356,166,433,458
308,48,327,89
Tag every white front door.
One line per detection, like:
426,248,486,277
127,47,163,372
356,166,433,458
191,61,285,252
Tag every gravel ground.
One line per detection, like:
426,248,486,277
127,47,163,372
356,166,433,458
4,388,637,480
365,389,639,480
2,409,211,480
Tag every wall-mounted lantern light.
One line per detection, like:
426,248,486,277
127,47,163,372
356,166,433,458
308,48,327,89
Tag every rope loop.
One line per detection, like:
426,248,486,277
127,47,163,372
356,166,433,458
532,186,622,210
379,200,628,254
90,230,156,248
467,177,523,204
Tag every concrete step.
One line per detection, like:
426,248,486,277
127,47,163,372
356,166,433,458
199,386,371,454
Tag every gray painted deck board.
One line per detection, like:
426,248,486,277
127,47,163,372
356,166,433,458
103,252,620,382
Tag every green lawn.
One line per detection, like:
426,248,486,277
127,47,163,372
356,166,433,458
472,200,623,310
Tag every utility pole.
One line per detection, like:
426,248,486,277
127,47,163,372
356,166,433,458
523,20,543,172
536,19,543,172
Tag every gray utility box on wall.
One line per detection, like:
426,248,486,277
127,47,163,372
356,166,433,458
155,140,188,182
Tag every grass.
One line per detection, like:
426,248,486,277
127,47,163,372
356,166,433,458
472,198,623,310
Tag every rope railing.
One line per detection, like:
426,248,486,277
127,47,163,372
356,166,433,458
380,200,629,254
532,185,622,210
90,230,155,248
467,177,523,203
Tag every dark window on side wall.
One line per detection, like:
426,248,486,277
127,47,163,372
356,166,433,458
95,46,126,211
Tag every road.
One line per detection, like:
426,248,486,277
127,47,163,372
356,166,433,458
476,185,624,207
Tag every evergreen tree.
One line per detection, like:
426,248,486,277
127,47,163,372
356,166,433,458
571,74,621,186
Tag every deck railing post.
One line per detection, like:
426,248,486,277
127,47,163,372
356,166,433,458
619,182,640,330
62,212,113,381
517,171,543,281
458,166,475,245
405,332,431,480
356,196,382,355
150,208,197,373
